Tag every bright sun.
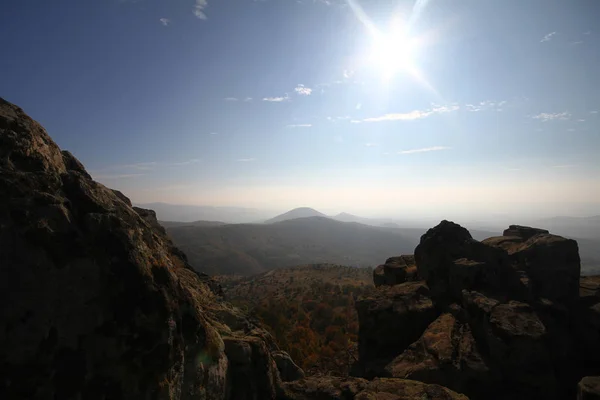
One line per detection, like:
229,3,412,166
366,18,418,80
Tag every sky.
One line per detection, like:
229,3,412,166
1,0,599,219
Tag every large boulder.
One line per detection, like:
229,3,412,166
483,232,581,305
224,336,282,400
414,221,518,303
0,98,282,399
353,281,438,378
373,255,419,287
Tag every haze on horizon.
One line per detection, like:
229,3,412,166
1,0,599,220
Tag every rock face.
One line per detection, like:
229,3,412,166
354,281,438,378
354,220,597,400
0,98,283,399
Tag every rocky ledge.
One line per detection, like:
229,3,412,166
355,220,600,400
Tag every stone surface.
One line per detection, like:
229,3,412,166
578,377,600,400
373,255,419,287
279,377,468,400
272,351,305,382
354,281,438,378
502,225,549,240
385,313,493,398
223,336,281,400
484,232,581,305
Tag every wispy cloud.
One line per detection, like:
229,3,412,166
591,111,598,114
237,158,256,162
352,104,459,123
244,97,253,102
398,146,451,154
327,116,351,122
532,112,571,121
170,158,201,166
286,124,312,128
551,164,577,169
541,32,557,42
263,95,290,102
294,84,312,96
224,97,238,101
193,0,208,19
571,41,584,45
159,18,171,26
364,143,378,147
465,100,506,112
209,132,219,135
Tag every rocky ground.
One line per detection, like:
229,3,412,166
1,97,598,399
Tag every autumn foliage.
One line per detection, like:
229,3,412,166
217,264,373,376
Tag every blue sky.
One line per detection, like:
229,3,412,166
1,0,599,218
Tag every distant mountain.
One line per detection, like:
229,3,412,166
134,202,275,223
265,207,329,224
165,216,418,275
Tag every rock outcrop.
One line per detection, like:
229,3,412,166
354,220,596,400
354,281,438,378
373,255,419,287
0,98,469,400
0,97,287,399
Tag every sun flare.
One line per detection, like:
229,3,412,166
366,17,418,80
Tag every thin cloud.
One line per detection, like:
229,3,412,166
551,164,577,169
571,41,584,45
364,143,378,147
294,84,312,96
244,97,253,102
532,112,571,121
352,104,459,123
209,132,219,135
398,146,451,154
541,32,557,42
159,18,171,26
193,0,208,19
465,100,506,112
224,97,238,101
263,95,290,102
170,158,201,166
286,124,312,128
591,111,598,114
237,158,256,162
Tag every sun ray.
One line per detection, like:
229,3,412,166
347,0,442,99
